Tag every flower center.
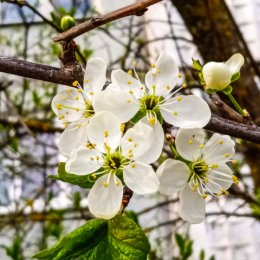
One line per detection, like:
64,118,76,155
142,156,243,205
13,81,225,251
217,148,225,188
192,160,209,178
84,100,95,118
140,94,162,112
103,152,128,173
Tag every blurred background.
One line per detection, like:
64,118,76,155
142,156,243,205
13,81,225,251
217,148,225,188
1,0,260,259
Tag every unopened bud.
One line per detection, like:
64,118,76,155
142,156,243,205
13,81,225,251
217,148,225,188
61,15,76,31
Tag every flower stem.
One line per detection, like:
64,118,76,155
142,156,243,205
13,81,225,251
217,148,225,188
170,144,179,158
227,93,246,116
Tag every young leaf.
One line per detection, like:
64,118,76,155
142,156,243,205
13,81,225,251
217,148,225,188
192,59,202,71
175,233,185,252
48,162,95,189
33,216,150,260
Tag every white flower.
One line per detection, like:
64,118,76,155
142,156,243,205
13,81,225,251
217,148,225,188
65,111,159,219
51,57,107,157
92,53,211,163
202,53,244,91
157,128,237,224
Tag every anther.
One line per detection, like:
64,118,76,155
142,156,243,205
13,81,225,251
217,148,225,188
149,117,156,125
89,91,94,95
67,89,72,93
178,73,182,78
173,112,178,116
202,193,207,199
188,140,193,145
92,173,97,179
129,90,134,95
166,85,171,90
182,83,187,88
127,81,132,85
211,163,218,169
151,64,156,68
104,130,109,138
127,70,133,75
218,139,223,144
128,137,133,142
103,182,109,187
131,163,136,168
177,97,182,102
224,153,230,158
120,124,125,133
199,144,205,149
232,175,239,184
77,123,82,128
72,81,79,87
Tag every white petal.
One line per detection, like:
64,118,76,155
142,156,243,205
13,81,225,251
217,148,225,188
175,128,206,162
145,52,179,96
65,147,103,175
226,53,244,75
87,112,122,153
160,95,211,128
58,123,89,157
206,164,233,194
92,89,139,123
84,57,107,95
202,62,231,91
88,174,123,219
105,83,121,91
203,133,235,164
134,118,164,164
179,184,205,224
123,161,159,194
157,159,190,195
121,121,154,160
111,69,144,98
51,88,85,122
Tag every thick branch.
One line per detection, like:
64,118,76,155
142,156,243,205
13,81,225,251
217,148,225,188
0,56,83,86
53,0,162,42
206,115,260,143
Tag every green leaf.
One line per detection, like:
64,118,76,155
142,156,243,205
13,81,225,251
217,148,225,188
209,256,215,260
33,216,150,260
183,240,193,259
124,211,140,226
192,59,202,71
200,250,205,260
48,162,95,189
175,233,185,252
231,72,240,82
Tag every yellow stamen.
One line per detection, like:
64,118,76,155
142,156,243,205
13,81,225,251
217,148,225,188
103,182,109,187
173,112,178,116
177,97,182,102
188,140,193,145
149,117,156,125
72,81,79,87
127,70,133,75
120,124,125,133
218,139,223,144
199,144,205,149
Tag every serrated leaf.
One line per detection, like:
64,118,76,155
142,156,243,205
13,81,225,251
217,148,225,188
33,216,150,260
48,162,95,189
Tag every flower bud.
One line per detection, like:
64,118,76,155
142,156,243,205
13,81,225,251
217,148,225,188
202,53,244,92
61,15,76,31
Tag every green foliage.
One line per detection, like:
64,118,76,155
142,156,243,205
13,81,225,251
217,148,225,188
33,215,150,260
4,237,23,260
175,233,193,260
48,162,95,189
73,191,81,210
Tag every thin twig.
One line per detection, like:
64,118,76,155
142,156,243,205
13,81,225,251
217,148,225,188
53,0,163,42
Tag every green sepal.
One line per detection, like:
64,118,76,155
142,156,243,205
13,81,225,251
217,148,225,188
130,109,146,124
33,215,150,260
48,162,95,189
231,72,240,82
205,88,218,94
222,85,233,95
192,58,203,71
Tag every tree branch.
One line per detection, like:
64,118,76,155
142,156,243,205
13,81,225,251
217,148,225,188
206,115,260,143
53,0,162,42
0,56,83,86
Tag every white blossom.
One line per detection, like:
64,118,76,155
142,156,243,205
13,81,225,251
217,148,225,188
51,57,107,157
157,128,237,224
65,111,159,219
202,53,244,91
92,53,211,162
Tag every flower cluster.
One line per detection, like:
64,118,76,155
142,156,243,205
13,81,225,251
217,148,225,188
52,53,237,223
